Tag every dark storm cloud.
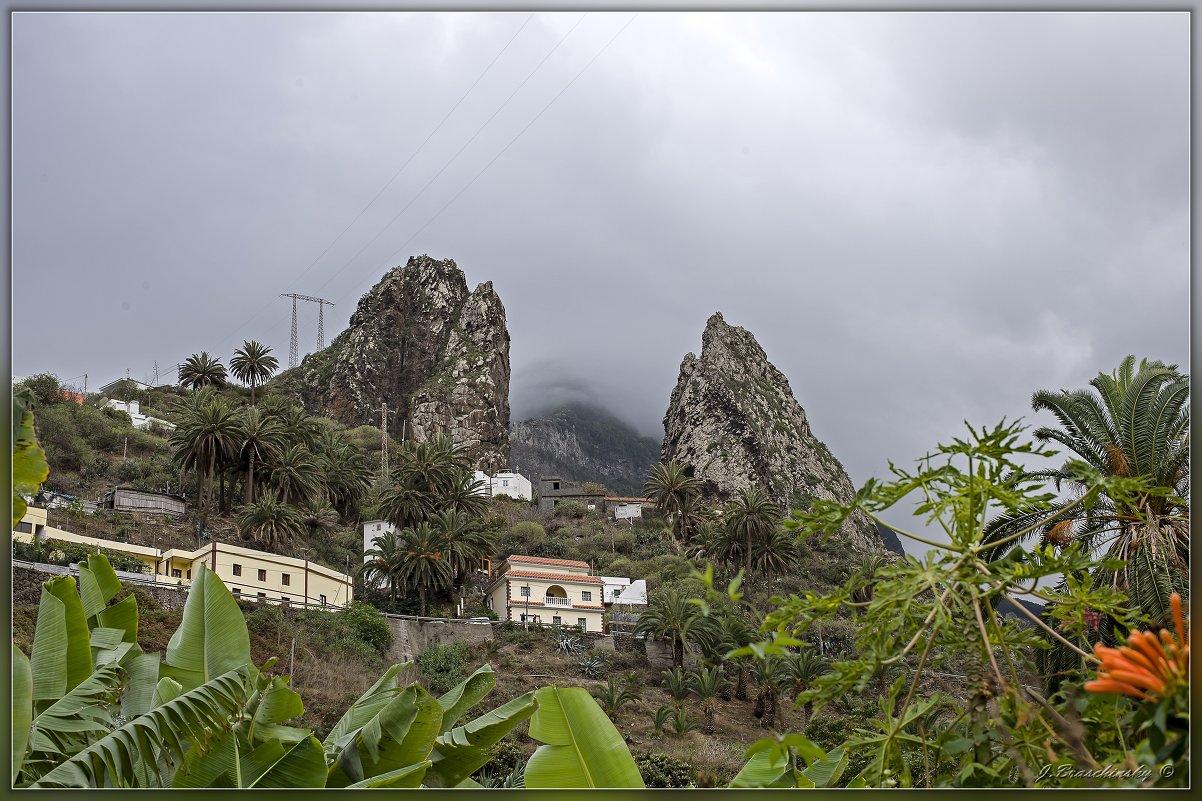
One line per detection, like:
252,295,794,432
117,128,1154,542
13,12,1189,550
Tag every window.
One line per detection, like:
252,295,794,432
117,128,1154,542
171,569,182,578
552,616,562,625
320,594,328,606
233,588,241,596
258,569,267,582
15,521,31,533
502,479,510,486
578,618,587,631
613,588,621,598
257,592,267,600
281,573,291,586
581,591,592,602
281,596,290,607
186,570,191,579
552,481,560,490
519,586,530,597
232,564,242,576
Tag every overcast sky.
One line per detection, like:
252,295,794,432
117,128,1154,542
12,11,1190,546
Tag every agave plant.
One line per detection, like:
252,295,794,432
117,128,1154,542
554,633,586,655
577,653,609,679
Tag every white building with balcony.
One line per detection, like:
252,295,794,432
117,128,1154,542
102,399,175,432
484,555,605,632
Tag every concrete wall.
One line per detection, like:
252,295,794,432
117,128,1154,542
385,617,496,663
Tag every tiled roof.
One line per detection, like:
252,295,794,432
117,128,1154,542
604,497,654,503
506,555,591,569
501,569,605,585
511,600,606,610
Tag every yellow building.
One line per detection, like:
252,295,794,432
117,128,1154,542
14,507,353,608
484,555,606,632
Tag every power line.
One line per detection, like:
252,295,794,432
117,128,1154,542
312,13,590,298
365,14,640,288
217,13,537,355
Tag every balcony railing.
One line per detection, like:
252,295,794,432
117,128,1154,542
543,595,572,607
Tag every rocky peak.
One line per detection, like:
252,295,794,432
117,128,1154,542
280,255,510,470
662,312,881,553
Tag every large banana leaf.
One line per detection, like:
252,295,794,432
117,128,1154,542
13,645,32,782
242,672,307,746
32,665,252,788
78,555,123,622
729,736,847,788
174,732,327,788
325,684,443,788
322,662,410,754
12,388,49,527
436,663,496,733
524,687,644,788
122,651,163,719
26,664,123,760
30,577,93,702
345,761,430,788
425,690,537,787
97,594,140,645
163,563,251,692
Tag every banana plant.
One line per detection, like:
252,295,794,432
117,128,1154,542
729,732,849,788
524,686,645,788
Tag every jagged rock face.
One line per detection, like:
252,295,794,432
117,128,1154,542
288,255,510,470
662,312,881,553
510,403,662,496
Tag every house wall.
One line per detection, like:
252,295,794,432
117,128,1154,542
486,573,605,632
14,508,160,573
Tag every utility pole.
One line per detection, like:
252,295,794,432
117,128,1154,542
280,293,335,369
152,361,160,386
378,401,394,479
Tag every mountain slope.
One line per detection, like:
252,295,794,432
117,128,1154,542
509,403,662,496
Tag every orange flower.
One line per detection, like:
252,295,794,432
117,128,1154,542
1085,593,1189,702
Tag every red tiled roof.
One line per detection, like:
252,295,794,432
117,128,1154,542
501,569,604,585
506,555,590,569
604,497,654,503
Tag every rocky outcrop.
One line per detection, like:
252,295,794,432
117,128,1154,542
279,255,510,469
510,403,662,496
661,312,881,552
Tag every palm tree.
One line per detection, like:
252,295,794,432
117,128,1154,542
379,474,438,530
229,341,279,406
235,407,286,505
269,404,323,450
238,490,304,552
394,522,453,617
169,394,240,510
439,469,491,519
362,529,404,606
783,651,830,728
751,525,796,594
430,508,496,599
591,675,641,720
267,444,323,506
644,461,703,545
751,655,790,730
984,357,1189,628
635,587,701,669
850,552,891,604
688,665,729,734
316,442,374,519
661,667,692,707
178,352,227,390
299,497,340,542
725,487,782,583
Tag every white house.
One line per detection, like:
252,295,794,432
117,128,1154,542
97,378,152,396
598,577,648,605
470,470,532,501
103,399,175,432
362,519,396,564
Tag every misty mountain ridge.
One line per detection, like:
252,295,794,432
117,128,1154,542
509,402,662,497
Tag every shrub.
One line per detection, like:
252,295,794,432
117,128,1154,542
577,653,609,679
556,501,587,519
531,536,569,559
553,633,586,654
498,625,541,650
509,521,546,550
340,601,392,655
416,641,472,694
636,752,695,787
611,529,636,555
246,602,285,637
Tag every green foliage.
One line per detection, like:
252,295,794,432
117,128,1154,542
13,538,147,574
415,642,472,695
577,653,609,679
525,687,645,788
590,674,641,720
339,602,392,655
636,751,695,787
749,417,1189,788
13,387,51,526
555,501,587,519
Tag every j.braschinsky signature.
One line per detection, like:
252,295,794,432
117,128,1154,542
1034,763,1174,783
